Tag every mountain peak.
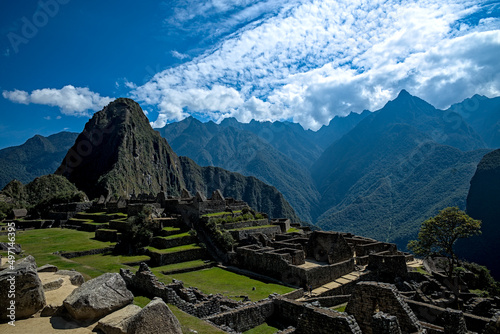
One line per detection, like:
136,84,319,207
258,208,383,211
396,89,411,99
56,98,184,198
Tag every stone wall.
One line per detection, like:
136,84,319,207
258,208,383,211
204,299,274,332
236,245,355,289
120,263,240,318
368,253,408,279
222,219,269,230
146,247,207,266
296,305,362,334
60,246,114,259
345,282,422,334
229,225,282,241
95,229,120,242
272,297,362,334
151,235,197,249
405,299,490,333
307,232,353,264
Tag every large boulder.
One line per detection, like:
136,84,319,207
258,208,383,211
63,273,134,321
0,255,46,322
95,304,142,334
127,297,182,334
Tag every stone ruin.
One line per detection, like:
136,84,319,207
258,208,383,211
232,231,412,290
3,188,500,333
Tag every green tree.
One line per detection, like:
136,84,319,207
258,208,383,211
408,207,481,278
116,206,155,255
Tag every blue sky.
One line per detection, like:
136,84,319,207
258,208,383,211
1,0,499,148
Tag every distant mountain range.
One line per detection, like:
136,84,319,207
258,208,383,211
0,132,78,188
1,91,499,255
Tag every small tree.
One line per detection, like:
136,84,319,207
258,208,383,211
408,207,481,278
116,207,154,255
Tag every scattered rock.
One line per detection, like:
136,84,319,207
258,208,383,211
40,304,63,317
63,272,134,321
0,242,22,254
38,264,58,272
127,297,182,334
0,255,46,321
42,277,64,291
95,304,142,334
56,269,84,286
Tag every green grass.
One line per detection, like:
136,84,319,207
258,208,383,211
158,267,294,301
163,232,191,239
470,289,490,297
145,244,201,254
287,227,300,233
229,224,275,231
78,212,107,215
68,218,93,223
414,266,432,276
333,304,347,312
152,260,210,272
243,323,279,334
68,253,148,277
133,295,151,308
202,210,243,218
0,228,116,279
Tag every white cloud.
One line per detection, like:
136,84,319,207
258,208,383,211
2,89,29,104
171,50,189,60
135,0,500,130
2,85,114,116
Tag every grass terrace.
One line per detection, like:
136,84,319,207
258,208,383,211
157,267,294,301
230,224,275,231
153,259,209,273
243,323,279,334
0,228,116,279
201,210,242,218
163,232,191,239
144,244,201,254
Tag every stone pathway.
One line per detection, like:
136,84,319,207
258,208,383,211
297,270,364,299
406,258,423,268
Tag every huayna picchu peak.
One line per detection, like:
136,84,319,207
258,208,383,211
56,98,185,200
55,98,298,220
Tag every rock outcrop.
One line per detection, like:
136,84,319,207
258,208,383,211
458,148,500,279
127,297,182,334
63,272,134,321
0,255,46,321
95,304,142,334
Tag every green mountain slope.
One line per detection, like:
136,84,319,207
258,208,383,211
0,132,78,188
180,156,299,221
219,118,323,168
311,90,489,249
157,117,319,222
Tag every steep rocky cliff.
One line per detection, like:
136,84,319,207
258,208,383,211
56,98,185,199
458,149,500,279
